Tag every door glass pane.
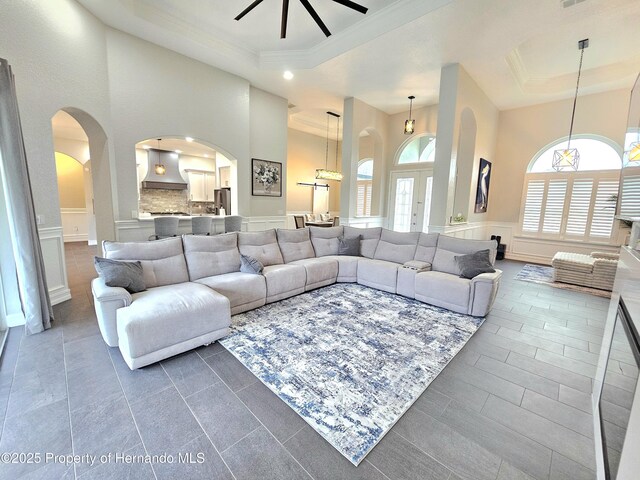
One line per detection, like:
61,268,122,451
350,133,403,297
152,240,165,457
423,176,433,232
393,177,414,232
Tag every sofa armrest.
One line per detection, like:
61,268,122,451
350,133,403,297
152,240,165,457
471,270,503,284
91,277,132,347
591,251,620,260
92,277,133,304
403,260,432,272
469,269,502,317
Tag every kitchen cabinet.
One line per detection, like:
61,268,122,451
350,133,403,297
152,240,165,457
186,170,216,202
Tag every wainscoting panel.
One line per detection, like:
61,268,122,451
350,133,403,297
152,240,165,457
60,208,89,243
39,227,71,305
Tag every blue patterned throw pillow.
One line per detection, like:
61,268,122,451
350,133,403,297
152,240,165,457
240,254,264,274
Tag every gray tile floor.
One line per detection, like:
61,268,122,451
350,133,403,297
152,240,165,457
0,242,607,479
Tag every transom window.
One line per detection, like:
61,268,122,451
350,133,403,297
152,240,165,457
397,134,436,164
521,136,622,242
356,159,373,216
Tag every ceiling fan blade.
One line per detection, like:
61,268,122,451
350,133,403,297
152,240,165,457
299,0,332,37
234,0,266,21
331,0,368,14
281,0,289,38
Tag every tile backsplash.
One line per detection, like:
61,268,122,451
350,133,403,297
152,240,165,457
139,188,188,213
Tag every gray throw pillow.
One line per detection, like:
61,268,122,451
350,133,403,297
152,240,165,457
338,235,361,256
454,249,496,279
94,257,146,293
240,254,264,274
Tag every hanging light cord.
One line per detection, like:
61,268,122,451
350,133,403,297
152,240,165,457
567,47,585,149
324,114,330,170
335,116,340,170
409,97,413,121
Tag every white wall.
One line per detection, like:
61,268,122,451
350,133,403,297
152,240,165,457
250,86,289,217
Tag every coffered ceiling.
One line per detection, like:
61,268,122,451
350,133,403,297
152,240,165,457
76,0,640,137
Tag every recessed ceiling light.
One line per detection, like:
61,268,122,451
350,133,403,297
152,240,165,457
283,70,294,80
175,150,182,154
185,137,194,142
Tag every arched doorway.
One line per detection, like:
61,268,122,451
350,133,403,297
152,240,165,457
52,111,96,245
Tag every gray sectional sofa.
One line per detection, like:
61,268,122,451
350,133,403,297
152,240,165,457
92,226,502,369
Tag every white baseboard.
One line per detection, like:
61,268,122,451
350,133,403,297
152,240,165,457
50,286,72,306
64,233,88,243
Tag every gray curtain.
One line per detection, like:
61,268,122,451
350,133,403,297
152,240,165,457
0,58,53,334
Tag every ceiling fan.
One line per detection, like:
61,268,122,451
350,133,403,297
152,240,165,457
235,0,368,39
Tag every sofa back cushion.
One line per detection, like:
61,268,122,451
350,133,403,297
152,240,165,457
309,226,344,257
238,229,284,266
414,232,439,263
432,235,498,275
374,230,420,264
343,226,382,259
103,237,188,288
277,228,315,263
182,233,240,281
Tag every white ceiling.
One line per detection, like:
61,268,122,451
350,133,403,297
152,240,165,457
75,0,640,137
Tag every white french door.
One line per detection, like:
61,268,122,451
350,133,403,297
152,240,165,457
389,171,433,232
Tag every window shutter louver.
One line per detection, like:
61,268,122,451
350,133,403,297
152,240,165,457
522,180,545,232
620,175,640,218
542,180,567,234
365,184,372,216
590,180,619,237
566,180,593,236
356,184,365,217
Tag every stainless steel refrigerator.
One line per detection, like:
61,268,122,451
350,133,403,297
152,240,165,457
214,188,231,215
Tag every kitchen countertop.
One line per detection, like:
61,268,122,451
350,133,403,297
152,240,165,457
137,214,227,221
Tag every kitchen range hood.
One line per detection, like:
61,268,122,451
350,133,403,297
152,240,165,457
141,148,188,190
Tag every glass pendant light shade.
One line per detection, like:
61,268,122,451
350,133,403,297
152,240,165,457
552,148,580,171
404,96,415,135
315,169,343,181
625,141,640,165
404,119,415,135
155,164,166,175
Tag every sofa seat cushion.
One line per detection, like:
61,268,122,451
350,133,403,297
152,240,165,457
289,258,338,291
415,271,471,314
323,255,359,282
195,272,266,315
357,258,400,293
262,264,306,303
116,282,230,360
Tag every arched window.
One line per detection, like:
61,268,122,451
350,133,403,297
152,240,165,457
521,136,622,241
529,137,623,172
397,134,436,165
356,159,373,216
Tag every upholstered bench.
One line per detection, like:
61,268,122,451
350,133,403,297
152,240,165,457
551,251,619,291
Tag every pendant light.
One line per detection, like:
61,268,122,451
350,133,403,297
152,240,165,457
624,117,640,165
404,96,415,135
316,111,343,181
154,138,166,175
553,39,589,172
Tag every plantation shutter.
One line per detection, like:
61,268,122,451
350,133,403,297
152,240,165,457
566,180,593,236
365,183,372,216
590,179,619,237
522,180,545,232
542,180,567,234
620,175,640,217
356,184,365,216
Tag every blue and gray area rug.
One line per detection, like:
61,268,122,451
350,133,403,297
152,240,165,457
515,263,611,298
220,283,484,465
